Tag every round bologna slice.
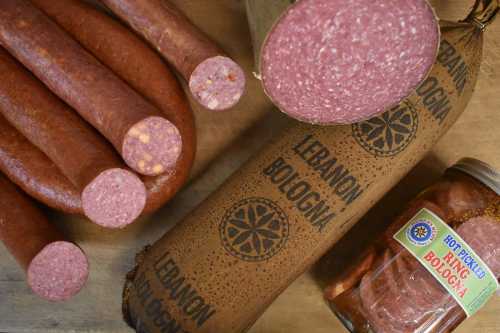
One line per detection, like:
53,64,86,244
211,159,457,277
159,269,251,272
386,252,437,331
27,241,89,302
360,273,399,333
360,250,427,332
122,116,182,176
359,252,402,333
394,251,447,309
261,0,439,124
82,169,146,229
189,56,246,111
377,251,424,331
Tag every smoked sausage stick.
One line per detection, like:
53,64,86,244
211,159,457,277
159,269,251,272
0,48,145,228
0,173,89,301
0,0,182,177
0,114,82,213
101,0,246,111
30,0,197,213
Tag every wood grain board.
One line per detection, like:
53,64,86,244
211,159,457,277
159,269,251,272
0,1,499,332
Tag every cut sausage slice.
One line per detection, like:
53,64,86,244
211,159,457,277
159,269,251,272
100,0,246,111
122,116,182,176
359,252,401,333
0,47,145,228
360,250,431,333
260,0,439,124
27,241,89,302
0,114,81,213
189,55,246,111
0,0,181,177
360,273,399,333
29,0,197,214
0,173,88,301
394,251,447,309
375,251,421,331
122,117,182,176
386,251,436,331
82,169,146,228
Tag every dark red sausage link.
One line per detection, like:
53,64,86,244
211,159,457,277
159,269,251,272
0,47,145,228
101,0,246,111
31,0,197,214
0,114,82,214
0,0,182,177
0,173,88,301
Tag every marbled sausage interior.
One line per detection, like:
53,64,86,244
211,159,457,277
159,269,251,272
261,0,439,124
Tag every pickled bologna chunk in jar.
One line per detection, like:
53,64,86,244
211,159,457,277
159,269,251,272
326,158,500,333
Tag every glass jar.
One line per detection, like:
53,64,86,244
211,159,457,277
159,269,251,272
325,158,500,333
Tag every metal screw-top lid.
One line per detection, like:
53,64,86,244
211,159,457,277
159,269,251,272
450,157,500,195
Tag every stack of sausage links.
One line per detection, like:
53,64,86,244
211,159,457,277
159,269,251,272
0,0,245,301
325,171,500,333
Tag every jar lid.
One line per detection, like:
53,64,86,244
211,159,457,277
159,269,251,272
450,158,500,195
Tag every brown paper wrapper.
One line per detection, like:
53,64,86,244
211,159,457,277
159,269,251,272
122,7,494,333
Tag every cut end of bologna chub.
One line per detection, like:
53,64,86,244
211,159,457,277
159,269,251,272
189,56,246,111
122,116,182,176
82,168,146,228
27,241,89,302
261,0,440,125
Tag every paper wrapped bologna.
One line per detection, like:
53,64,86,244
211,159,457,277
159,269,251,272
122,6,495,333
246,0,440,124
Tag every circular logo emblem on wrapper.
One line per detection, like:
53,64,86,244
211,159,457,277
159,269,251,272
406,219,437,247
220,197,289,262
352,101,418,157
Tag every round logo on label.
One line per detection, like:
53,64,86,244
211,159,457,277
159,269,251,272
406,219,437,247
219,197,289,262
352,101,418,157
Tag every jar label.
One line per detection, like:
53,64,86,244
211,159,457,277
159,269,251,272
393,208,499,317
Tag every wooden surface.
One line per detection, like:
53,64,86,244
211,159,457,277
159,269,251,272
0,1,499,332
